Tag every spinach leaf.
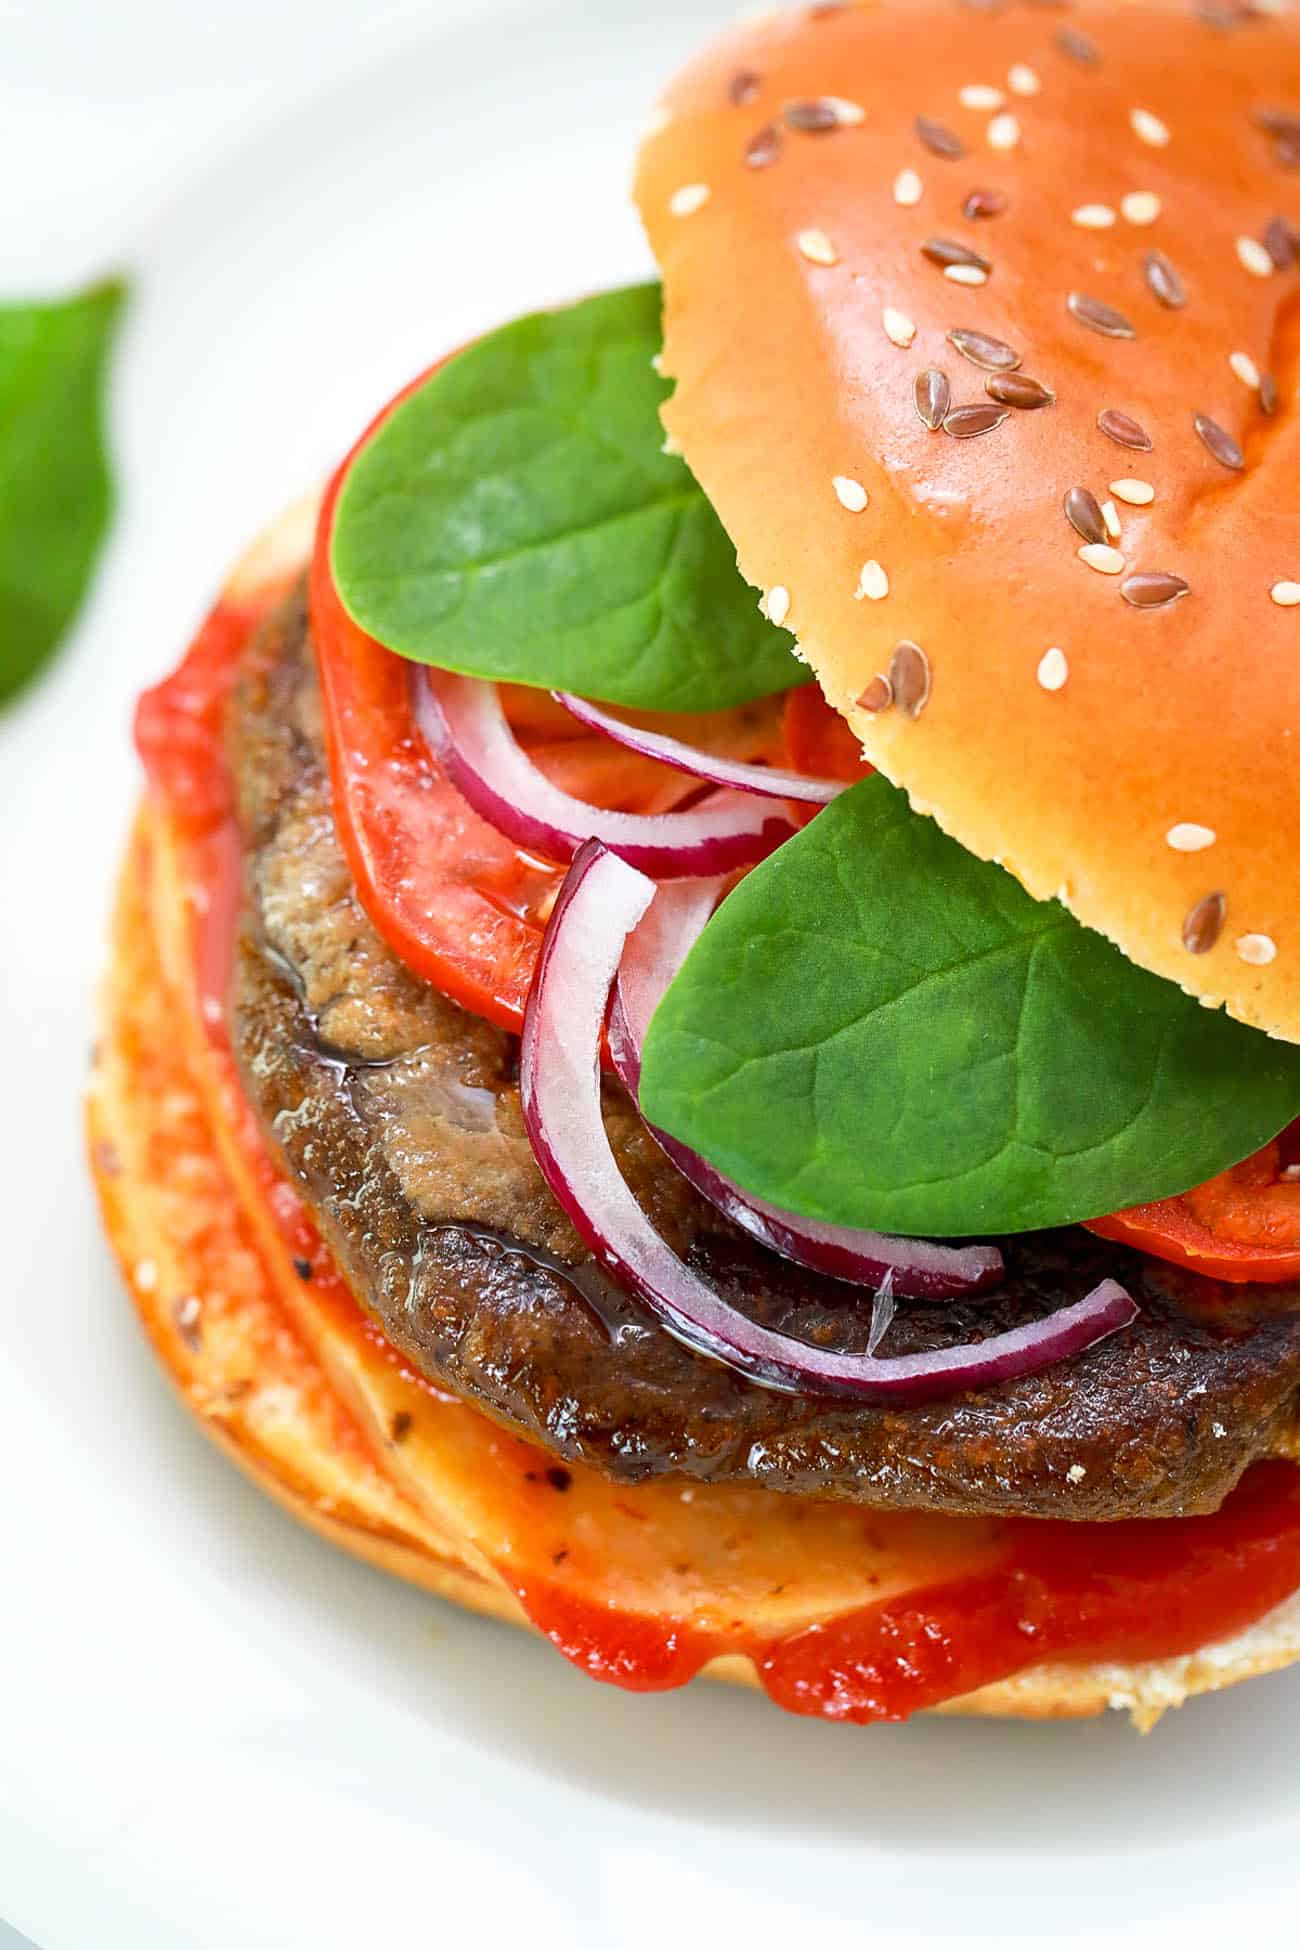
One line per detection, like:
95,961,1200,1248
330,284,806,712
639,776,1300,1237
0,278,126,705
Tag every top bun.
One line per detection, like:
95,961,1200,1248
635,0,1300,1041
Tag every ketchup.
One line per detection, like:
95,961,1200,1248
509,1461,1300,1722
134,589,433,1384
133,573,1300,1727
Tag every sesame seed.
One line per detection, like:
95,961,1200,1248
1121,190,1161,225
1098,407,1153,450
943,402,1009,438
857,674,893,713
1066,1464,1087,1485
746,124,783,168
1037,647,1069,691
174,1295,202,1346
889,640,931,718
988,112,1021,151
784,98,843,133
856,559,890,601
947,328,1019,370
1194,412,1244,471
1110,477,1155,505
963,186,1008,220
1065,485,1109,545
135,1258,159,1292
669,183,710,217
913,367,951,429
1167,822,1216,852
960,84,1006,111
1057,27,1100,65
729,69,761,106
1130,107,1170,148
915,115,965,159
1255,107,1300,138
1237,934,1278,966
797,228,839,265
1121,571,1190,609
764,585,790,627
1272,581,1300,607
1078,543,1125,575
883,306,917,347
1073,203,1117,229
944,263,989,285
894,167,924,206
986,372,1055,409
1144,250,1187,309
1260,373,1280,416
833,475,869,512
825,95,867,126
1101,499,1122,540
650,353,664,375
1264,215,1298,268
1229,350,1262,390
1183,891,1226,955
923,238,991,274
1237,235,1275,277
1068,291,1137,339
661,433,683,456
1008,63,1041,97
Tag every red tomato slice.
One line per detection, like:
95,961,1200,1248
782,684,872,786
310,365,789,1035
1086,1126,1300,1284
311,438,555,1032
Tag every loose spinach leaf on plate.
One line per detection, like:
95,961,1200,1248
0,278,126,705
639,776,1300,1238
330,283,807,712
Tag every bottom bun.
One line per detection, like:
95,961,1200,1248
88,524,1300,1731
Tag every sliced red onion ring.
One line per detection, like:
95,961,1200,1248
414,669,796,876
608,881,1004,1299
520,840,1137,1403
553,690,846,805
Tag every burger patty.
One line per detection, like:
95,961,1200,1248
227,590,1300,1521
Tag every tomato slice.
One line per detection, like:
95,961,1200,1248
782,683,872,786
311,472,553,1032
1086,1125,1300,1284
310,364,788,1035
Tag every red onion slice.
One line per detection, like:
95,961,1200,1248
520,840,1137,1403
609,882,1004,1299
553,690,846,805
414,669,796,876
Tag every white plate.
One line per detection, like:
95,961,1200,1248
1,5,1298,1945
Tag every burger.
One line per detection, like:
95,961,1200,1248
89,0,1300,1728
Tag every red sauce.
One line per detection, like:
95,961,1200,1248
134,590,439,1388
514,1460,1300,1719
134,571,1300,1726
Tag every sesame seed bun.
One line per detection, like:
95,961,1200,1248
635,0,1300,1039
87,510,1300,1730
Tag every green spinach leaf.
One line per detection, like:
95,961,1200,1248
0,278,126,704
330,283,806,712
639,776,1300,1237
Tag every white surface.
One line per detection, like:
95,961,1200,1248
1,4,1298,1946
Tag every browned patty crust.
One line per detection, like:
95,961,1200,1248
226,590,1300,1521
